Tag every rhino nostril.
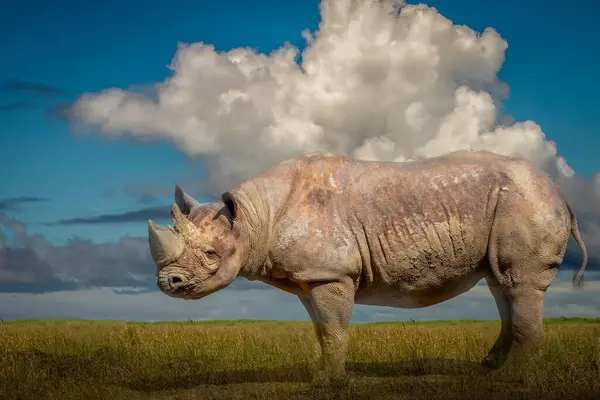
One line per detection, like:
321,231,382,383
168,275,184,287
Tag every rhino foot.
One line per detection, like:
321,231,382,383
481,356,501,369
310,370,349,388
481,351,508,370
310,371,330,388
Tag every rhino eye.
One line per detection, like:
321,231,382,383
205,249,219,259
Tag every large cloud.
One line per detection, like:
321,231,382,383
68,0,599,265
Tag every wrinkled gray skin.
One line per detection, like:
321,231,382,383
148,150,587,386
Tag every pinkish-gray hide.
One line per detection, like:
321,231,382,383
148,150,588,386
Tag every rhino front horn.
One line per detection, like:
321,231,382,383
148,220,184,266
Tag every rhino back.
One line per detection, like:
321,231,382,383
266,152,492,276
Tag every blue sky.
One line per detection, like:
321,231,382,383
0,0,599,321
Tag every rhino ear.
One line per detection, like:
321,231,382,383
174,184,201,215
221,191,238,220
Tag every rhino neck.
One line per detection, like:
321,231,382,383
232,180,277,278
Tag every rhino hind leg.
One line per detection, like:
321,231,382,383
482,274,513,369
482,188,571,370
482,276,552,370
506,285,547,356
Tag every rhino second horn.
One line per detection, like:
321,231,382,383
175,184,202,214
148,220,184,266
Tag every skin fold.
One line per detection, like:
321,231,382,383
148,150,588,386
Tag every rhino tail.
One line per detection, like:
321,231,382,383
566,201,588,289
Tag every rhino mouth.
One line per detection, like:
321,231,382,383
156,272,191,297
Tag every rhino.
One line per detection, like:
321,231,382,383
148,149,587,385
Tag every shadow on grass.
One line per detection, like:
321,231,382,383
8,350,600,399
124,357,488,392
5,350,488,392
125,363,315,391
347,357,487,377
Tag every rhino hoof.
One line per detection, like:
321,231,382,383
311,371,349,388
481,355,505,370
310,371,330,388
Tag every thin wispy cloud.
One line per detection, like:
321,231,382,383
0,79,65,97
0,196,48,211
0,102,33,112
48,205,173,225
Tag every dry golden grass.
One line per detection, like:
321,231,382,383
1,318,599,399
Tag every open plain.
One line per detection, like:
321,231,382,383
1,318,599,400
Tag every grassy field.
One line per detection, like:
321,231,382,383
1,318,599,399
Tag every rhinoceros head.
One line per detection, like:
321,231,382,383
148,185,245,300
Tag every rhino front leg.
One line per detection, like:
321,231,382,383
298,295,324,370
306,278,355,386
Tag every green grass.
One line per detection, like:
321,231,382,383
1,318,599,399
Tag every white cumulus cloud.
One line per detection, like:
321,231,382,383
69,0,599,264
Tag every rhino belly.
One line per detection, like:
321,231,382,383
354,266,488,308
352,215,492,309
